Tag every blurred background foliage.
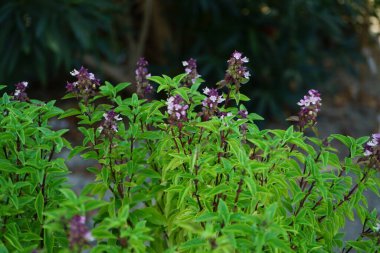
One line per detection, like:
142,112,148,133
1,0,380,120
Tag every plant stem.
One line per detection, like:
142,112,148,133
233,175,244,212
170,127,180,153
311,168,345,211
318,169,370,223
294,181,315,216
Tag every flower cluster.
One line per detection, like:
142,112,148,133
13,81,29,102
166,95,189,122
135,57,153,97
238,110,248,119
219,111,233,119
182,58,201,87
199,87,224,120
222,51,250,91
297,89,322,128
364,133,380,160
202,87,224,108
68,215,94,249
98,110,122,137
66,66,100,102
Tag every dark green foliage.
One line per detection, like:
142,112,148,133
0,0,120,83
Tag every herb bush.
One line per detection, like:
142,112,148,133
1,52,380,252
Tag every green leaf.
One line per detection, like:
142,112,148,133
223,224,253,234
91,228,117,239
196,121,219,133
115,82,131,93
207,184,230,196
118,204,129,220
138,131,164,140
84,199,108,211
248,113,264,121
179,238,207,250
195,212,219,222
330,134,352,149
58,108,81,119
135,207,166,226
131,93,139,107
17,129,25,144
35,191,44,223
101,167,109,183
173,87,190,103
148,76,166,86
0,159,17,172
218,199,230,224
44,230,54,253
173,73,187,84
4,234,22,251
60,189,78,203
68,146,88,159
238,93,251,101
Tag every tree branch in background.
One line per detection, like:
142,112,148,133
83,0,154,93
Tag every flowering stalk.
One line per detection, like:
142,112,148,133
200,87,224,121
182,58,201,87
135,57,153,98
218,50,250,95
296,89,322,130
13,81,29,102
98,110,122,138
166,95,189,127
66,66,100,104
363,133,380,169
98,110,124,199
237,109,248,140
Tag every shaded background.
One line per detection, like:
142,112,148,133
1,0,380,134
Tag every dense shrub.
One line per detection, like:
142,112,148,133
0,52,379,252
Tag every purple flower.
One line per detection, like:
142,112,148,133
69,215,94,249
202,87,224,108
219,112,233,119
364,133,380,158
13,81,29,102
135,57,153,97
238,110,248,119
66,66,100,102
182,58,201,87
221,50,250,91
199,87,225,121
297,89,322,128
98,110,123,136
166,95,189,122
